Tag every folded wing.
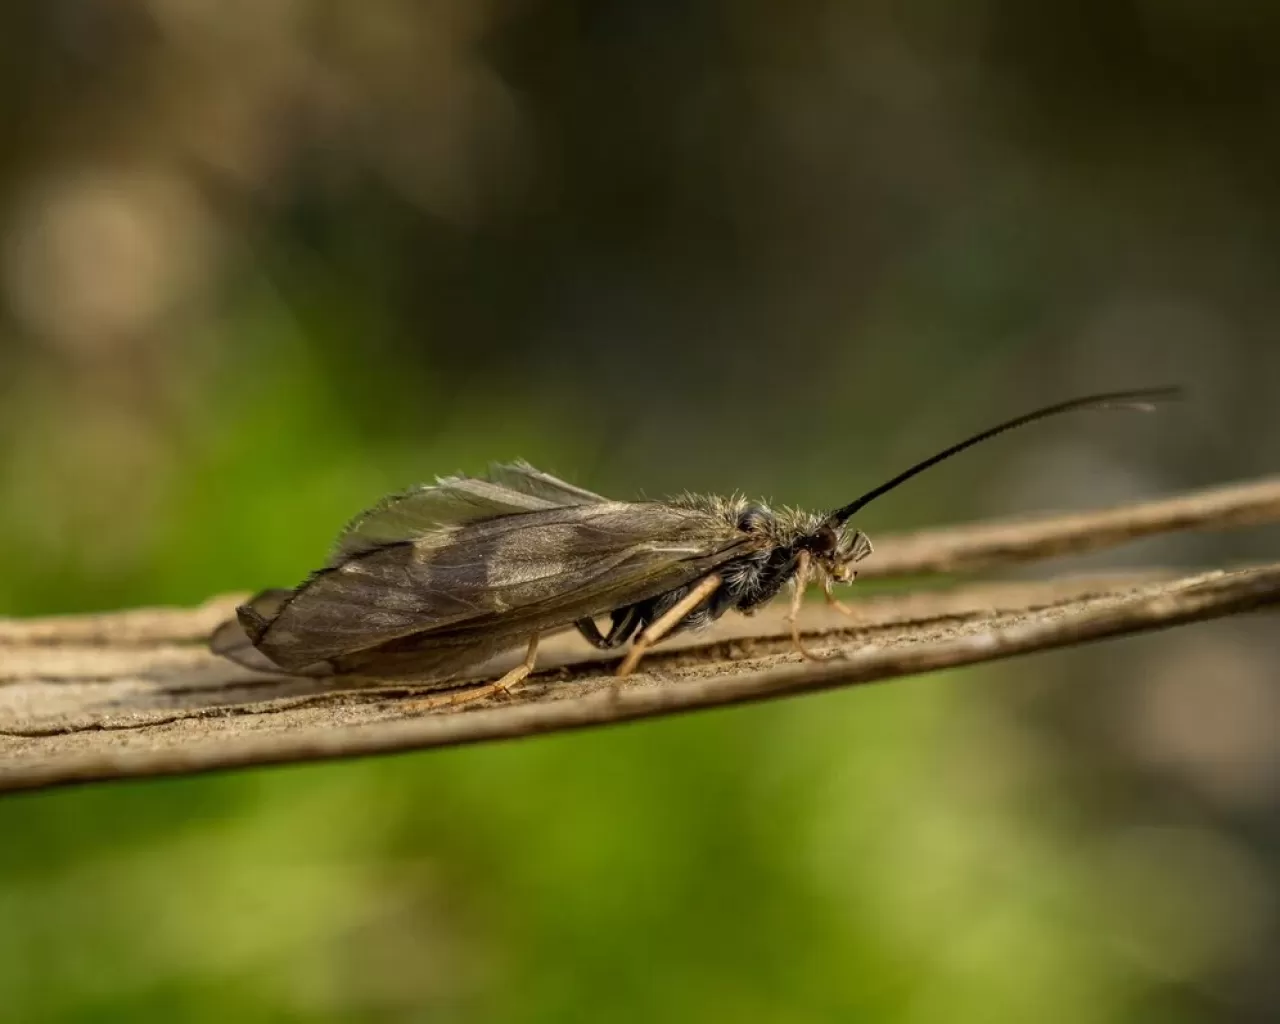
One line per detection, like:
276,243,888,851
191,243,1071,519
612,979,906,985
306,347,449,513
484,460,607,505
251,500,749,672
329,463,606,566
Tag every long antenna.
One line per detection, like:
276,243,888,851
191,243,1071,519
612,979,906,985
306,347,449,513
824,387,1183,528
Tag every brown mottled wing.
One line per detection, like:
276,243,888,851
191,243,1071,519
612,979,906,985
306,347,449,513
333,531,741,679
329,465,605,566
250,501,752,673
484,460,607,505
211,589,309,673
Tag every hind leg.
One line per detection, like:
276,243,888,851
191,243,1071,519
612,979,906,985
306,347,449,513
407,635,540,711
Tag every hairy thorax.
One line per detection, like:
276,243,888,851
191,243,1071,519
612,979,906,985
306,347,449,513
668,492,825,547
666,493,868,612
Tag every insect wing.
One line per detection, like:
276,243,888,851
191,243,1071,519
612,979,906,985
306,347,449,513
210,588,332,674
332,478,548,565
252,502,750,672
332,463,605,565
334,535,740,677
333,632,524,680
484,460,607,505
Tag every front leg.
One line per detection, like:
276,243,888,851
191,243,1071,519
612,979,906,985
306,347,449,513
821,575,861,621
786,550,825,662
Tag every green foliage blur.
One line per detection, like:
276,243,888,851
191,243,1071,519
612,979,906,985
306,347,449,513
1,3,1278,1021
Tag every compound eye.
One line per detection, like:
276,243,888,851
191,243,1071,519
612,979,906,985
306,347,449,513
736,504,772,533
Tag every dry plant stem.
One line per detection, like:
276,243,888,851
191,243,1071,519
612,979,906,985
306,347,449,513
3,473,1280,793
862,476,1280,579
1,566,1278,794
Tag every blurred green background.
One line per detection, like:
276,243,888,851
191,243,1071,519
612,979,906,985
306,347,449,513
2,3,1278,1021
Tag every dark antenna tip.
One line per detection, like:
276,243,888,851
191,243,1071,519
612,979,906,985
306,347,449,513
824,386,1184,529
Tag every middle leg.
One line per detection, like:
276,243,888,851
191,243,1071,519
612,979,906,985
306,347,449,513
575,606,641,650
616,574,723,677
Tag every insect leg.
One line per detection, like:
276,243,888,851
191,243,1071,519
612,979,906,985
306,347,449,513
451,634,541,705
408,635,541,711
787,551,825,662
575,618,610,648
616,573,723,677
575,606,641,650
821,574,861,622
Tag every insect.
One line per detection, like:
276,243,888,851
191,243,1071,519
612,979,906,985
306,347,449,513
213,388,1178,703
